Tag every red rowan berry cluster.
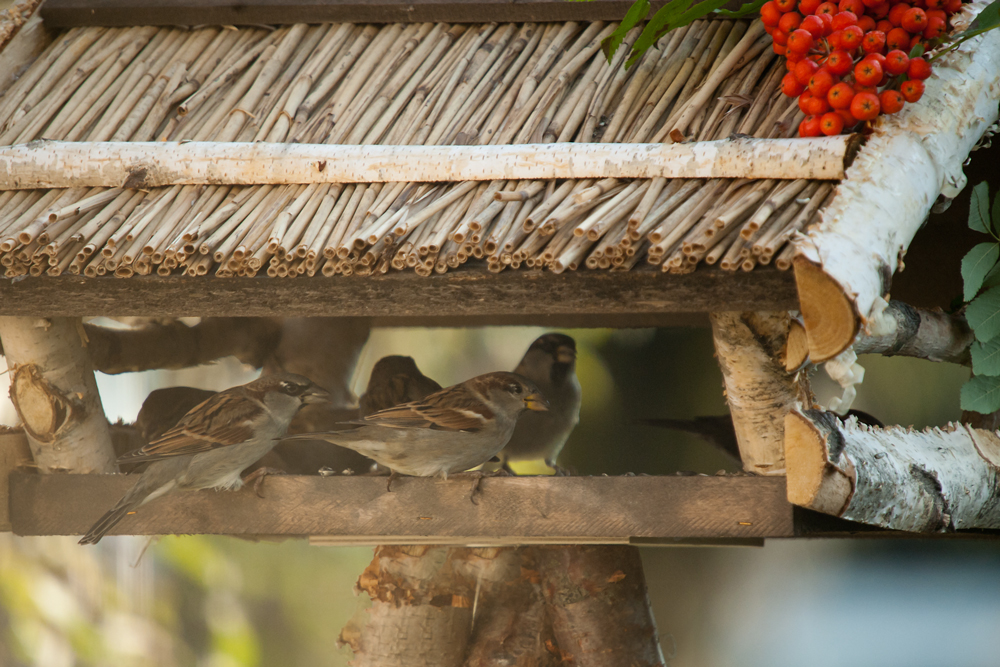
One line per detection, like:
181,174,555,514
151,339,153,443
761,0,961,136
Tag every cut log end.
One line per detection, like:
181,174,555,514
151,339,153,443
793,256,859,363
784,410,853,515
783,317,810,373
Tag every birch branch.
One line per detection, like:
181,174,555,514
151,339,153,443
0,136,858,189
786,408,1000,531
792,0,1000,363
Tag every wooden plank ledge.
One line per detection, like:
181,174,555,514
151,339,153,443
10,473,795,544
0,266,798,319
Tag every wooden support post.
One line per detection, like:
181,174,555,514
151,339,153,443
0,430,33,530
0,317,116,473
785,408,1000,531
710,311,807,475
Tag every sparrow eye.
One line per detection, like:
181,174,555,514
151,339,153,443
280,381,305,396
507,383,522,395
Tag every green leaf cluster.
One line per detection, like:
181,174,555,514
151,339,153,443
599,0,764,68
960,181,1000,413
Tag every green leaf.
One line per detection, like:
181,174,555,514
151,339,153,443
601,0,651,62
625,0,693,68
966,285,1000,342
969,181,991,234
971,339,1000,376
961,374,1000,413
985,260,1000,291
962,242,1000,301
969,0,1000,33
716,0,767,18
908,42,925,58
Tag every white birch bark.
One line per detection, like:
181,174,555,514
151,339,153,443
0,136,856,189
0,317,117,474
710,311,808,475
792,0,1000,363
785,408,1000,531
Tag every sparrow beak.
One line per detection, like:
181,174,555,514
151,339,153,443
523,392,549,412
556,345,577,365
302,384,331,404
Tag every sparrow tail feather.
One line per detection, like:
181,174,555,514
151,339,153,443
79,498,142,545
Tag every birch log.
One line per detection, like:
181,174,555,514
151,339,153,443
792,0,1000,363
710,311,808,475
785,408,1000,531
0,136,857,189
0,317,116,474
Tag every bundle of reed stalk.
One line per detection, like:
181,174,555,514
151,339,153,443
0,17,835,279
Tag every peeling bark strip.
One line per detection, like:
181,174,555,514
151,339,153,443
711,311,807,475
785,408,1000,532
0,137,856,189
792,0,1000,363
536,546,666,667
853,300,973,364
0,317,115,473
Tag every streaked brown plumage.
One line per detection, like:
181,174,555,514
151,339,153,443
359,355,442,416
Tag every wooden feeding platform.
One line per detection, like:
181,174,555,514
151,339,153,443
1,0,1000,550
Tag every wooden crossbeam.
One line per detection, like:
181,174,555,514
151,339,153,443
10,473,795,544
0,267,798,319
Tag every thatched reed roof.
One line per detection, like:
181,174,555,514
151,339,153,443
0,18,825,280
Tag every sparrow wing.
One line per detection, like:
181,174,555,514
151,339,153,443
354,384,492,433
119,390,262,463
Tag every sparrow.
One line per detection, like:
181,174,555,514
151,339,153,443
359,355,442,416
283,371,549,479
497,334,581,472
79,373,328,545
135,386,218,443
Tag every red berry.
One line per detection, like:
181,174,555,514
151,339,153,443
799,0,823,12
888,3,910,25
886,26,912,49
840,24,864,48
876,19,895,32
839,0,865,14
880,89,906,113
820,111,846,135
805,94,831,115
831,10,858,28
794,59,821,84
801,14,826,37
944,0,962,12
775,0,799,12
850,91,881,120
908,56,932,79
773,42,788,54
817,12,835,33
799,115,823,137
761,0,783,25
924,0,944,8
863,30,887,53
782,72,806,96
836,109,857,127
816,1,840,14
853,83,878,95
923,15,946,38
779,11,804,32
870,1,891,17
808,68,837,96
828,29,844,48
798,90,814,114
787,28,815,54
864,51,888,68
786,52,804,66
858,15,878,31
901,6,927,31
827,81,856,109
884,49,910,74
900,78,925,102
825,50,854,75
862,0,883,7
927,8,947,21
910,33,922,49
854,58,883,86
772,28,790,45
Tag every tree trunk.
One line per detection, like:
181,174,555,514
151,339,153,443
0,136,857,189
792,0,1000,363
0,317,116,473
785,408,1000,531
711,311,809,475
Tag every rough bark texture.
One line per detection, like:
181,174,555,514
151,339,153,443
792,0,1000,363
785,408,1000,531
0,7,49,96
0,137,854,189
710,311,809,475
536,546,666,667
0,317,116,474
853,300,972,364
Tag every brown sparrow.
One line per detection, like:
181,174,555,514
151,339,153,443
359,355,442,416
284,371,548,478
498,334,581,472
80,373,328,544
135,386,218,443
